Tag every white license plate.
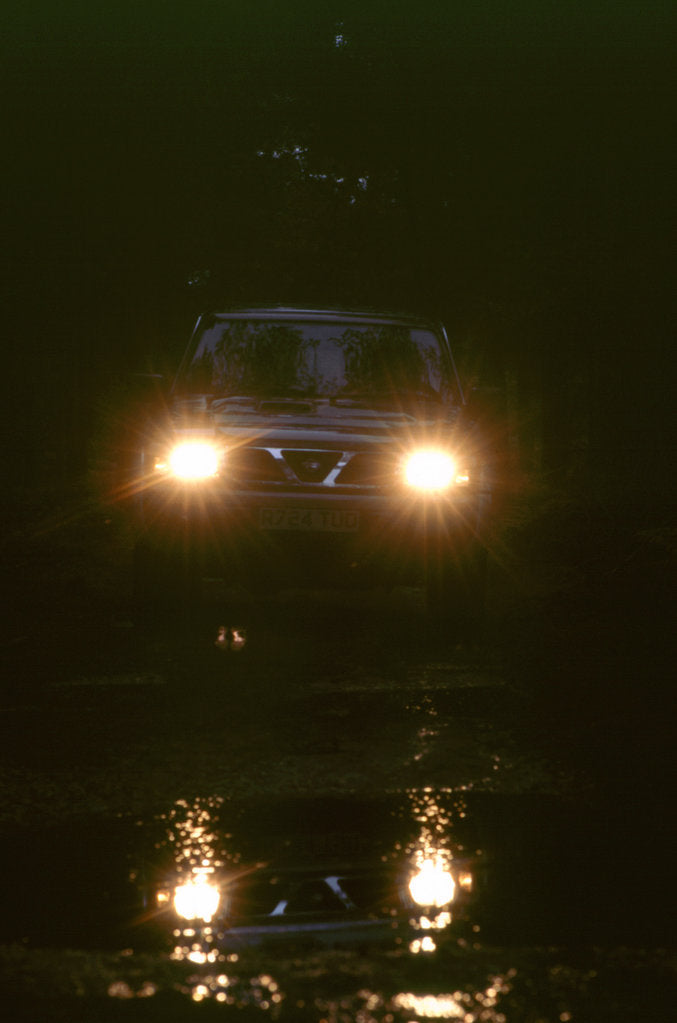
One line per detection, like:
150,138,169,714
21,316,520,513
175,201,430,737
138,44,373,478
259,508,360,532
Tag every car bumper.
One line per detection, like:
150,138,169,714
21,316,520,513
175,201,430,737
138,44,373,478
136,482,488,586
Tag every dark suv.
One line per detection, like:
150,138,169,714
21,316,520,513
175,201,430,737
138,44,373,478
131,308,492,620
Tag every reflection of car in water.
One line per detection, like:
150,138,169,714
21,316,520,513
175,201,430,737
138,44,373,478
131,308,492,622
145,794,476,956
153,860,475,954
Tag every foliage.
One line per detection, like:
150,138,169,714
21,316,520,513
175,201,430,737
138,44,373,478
338,326,426,394
198,322,314,396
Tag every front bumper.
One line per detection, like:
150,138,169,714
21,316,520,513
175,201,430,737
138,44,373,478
136,479,487,587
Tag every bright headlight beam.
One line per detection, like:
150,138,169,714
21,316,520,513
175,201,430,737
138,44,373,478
409,859,456,907
404,450,457,492
173,877,221,922
168,442,219,480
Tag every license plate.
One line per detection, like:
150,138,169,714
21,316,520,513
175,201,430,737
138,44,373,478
259,508,360,532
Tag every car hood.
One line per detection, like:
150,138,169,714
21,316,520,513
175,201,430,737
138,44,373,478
174,395,456,447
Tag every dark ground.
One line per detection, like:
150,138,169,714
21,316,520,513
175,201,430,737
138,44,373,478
1,487,676,1020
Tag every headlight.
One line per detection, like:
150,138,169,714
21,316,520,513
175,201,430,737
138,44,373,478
158,441,220,480
408,858,456,907
173,876,221,922
404,450,462,492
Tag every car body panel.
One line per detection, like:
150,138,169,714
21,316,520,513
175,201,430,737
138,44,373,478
130,307,491,599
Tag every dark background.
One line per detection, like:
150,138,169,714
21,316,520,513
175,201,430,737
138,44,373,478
2,0,675,509
1,8,676,1012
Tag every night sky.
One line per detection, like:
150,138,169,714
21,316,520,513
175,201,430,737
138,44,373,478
3,1,675,495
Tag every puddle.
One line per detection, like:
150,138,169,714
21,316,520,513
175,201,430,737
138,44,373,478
1,789,675,1019
0,789,673,954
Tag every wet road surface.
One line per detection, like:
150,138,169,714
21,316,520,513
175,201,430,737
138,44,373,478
1,517,676,1020
0,590,552,822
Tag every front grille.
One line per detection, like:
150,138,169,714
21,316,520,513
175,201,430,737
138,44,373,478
227,448,287,483
282,449,341,483
334,452,395,486
224,445,394,489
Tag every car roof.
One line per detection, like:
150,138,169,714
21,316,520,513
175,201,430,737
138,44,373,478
202,306,442,330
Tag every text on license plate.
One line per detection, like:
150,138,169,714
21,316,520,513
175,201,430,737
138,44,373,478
259,508,359,532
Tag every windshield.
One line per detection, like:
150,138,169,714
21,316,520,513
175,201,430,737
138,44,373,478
177,318,454,401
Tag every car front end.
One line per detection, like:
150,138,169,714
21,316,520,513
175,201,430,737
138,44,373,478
131,309,491,606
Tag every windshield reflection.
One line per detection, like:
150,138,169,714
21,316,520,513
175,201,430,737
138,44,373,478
181,318,451,402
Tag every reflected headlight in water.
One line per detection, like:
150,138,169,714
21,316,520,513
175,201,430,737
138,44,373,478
403,450,468,492
156,441,220,480
408,858,456,907
173,876,221,922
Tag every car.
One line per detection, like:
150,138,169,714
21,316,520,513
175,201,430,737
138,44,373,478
130,307,492,624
